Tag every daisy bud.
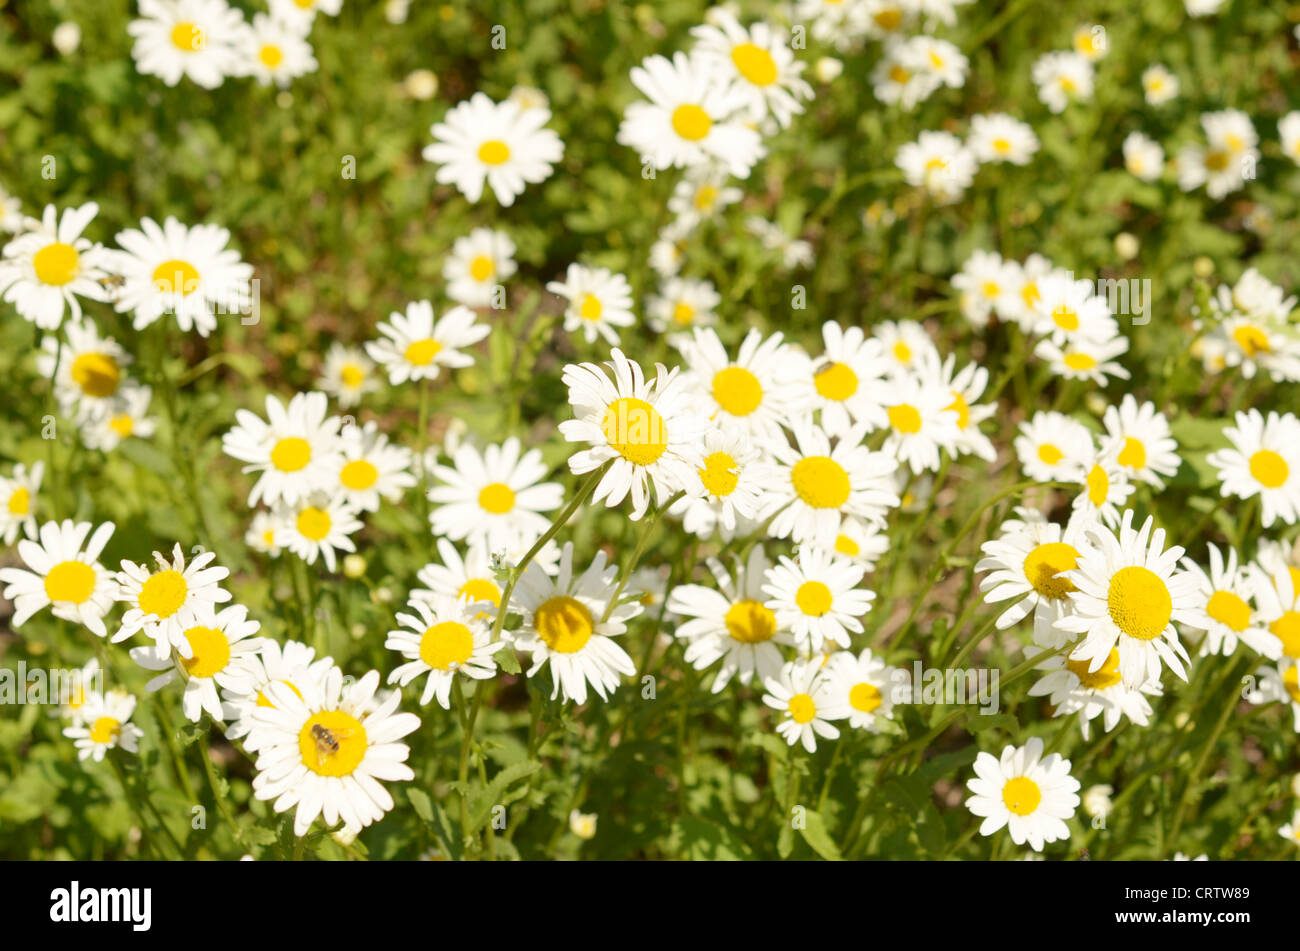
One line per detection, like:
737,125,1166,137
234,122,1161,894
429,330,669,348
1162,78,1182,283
53,22,81,56
570,809,598,839
1114,232,1139,261
342,554,367,579
815,57,843,83
403,69,438,101
1193,256,1215,279
1082,784,1113,819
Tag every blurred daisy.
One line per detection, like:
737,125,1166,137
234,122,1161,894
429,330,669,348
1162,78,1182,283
0,185,23,232
1123,131,1164,182
0,519,117,637
37,318,132,421
922,351,997,462
647,277,721,336
115,543,232,661
127,0,244,89
1207,410,1300,529
668,548,794,693
690,11,813,128
129,603,264,722
968,113,1039,166
444,227,516,309
422,92,564,206
249,667,420,837
237,12,316,87
1280,112,1300,166
896,130,976,205
559,348,708,521
222,391,344,507
58,657,103,724
879,370,962,475
318,342,379,408
1036,335,1131,386
111,215,253,336
1004,253,1056,331
1056,510,1197,689
267,0,343,28
1278,809,1300,846
800,321,893,436
547,264,635,347
0,461,42,545
244,509,285,557
1033,274,1118,345
276,492,363,571
667,172,743,232
365,300,489,385
1015,411,1096,483
1032,51,1093,113
831,517,890,572
965,737,1080,852
825,648,899,732
761,660,846,753
333,421,415,514
667,425,765,539
1072,24,1107,61
1142,64,1178,105
509,543,639,704
385,594,500,709
63,691,143,762
763,546,874,653
617,52,765,178
80,383,157,452
428,437,563,552
0,202,111,330
1101,395,1179,488
952,249,1021,328
1179,545,1278,659
874,319,938,373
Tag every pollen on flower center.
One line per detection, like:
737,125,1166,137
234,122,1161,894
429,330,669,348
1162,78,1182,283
1249,449,1288,489
259,44,283,68
1231,324,1270,357
170,22,203,52
1002,776,1041,816
469,255,494,281
1067,648,1122,690
1052,306,1078,331
33,242,80,286
712,366,763,416
795,580,833,617
672,302,695,325
849,682,882,712
698,450,739,497
152,258,199,295
888,403,922,434
1107,566,1173,641
299,710,367,777
477,139,511,165
89,716,121,744
534,595,594,653
602,397,668,466
404,338,443,366
180,625,231,678
71,352,121,398
693,185,718,211
110,414,134,437
787,693,816,724
340,363,365,387
814,361,858,401
419,621,474,670
1023,542,1079,600
1206,590,1250,632
297,506,332,541
1086,464,1109,505
1117,436,1146,470
478,482,516,513
138,569,188,619
271,436,312,472
340,459,379,490
724,599,776,644
1270,611,1300,659
791,456,850,509
44,560,95,604
731,43,778,86
671,104,713,141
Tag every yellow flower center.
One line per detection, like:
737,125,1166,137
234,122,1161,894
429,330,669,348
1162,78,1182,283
992,138,1012,154
1067,648,1122,690
170,21,202,52
299,711,367,777
1249,450,1288,489
458,578,501,607
578,293,603,321
259,44,283,68
724,599,776,644
534,595,594,654
790,456,850,509
787,693,816,724
70,352,121,398
419,621,475,670
296,506,332,541
340,459,378,490
180,625,231,678
1206,590,1250,632
698,451,739,497
1204,148,1230,172
44,560,95,604
469,255,494,282
602,397,668,466
89,716,121,744
33,242,80,286
672,302,695,325
1283,666,1300,704
712,366,763,417
1107,566,1172,641
152,258,199,295
1117,436,1146,471
947,391,970,429
8,487,30,515
138,569,188,619
834,533,859,557
795,580,833,617
1022,282,1041,309
892,340,912,363
849,682,882,713
110,414,134,437
404,338,442,366
889,64,911,84
1023,542,1080,600
874,8,902,29
1037,443,1063,465
1052,306,1079,331
340,363,365,388
477,140,511,165
814,361,858,402
1231,324,1270,357
693,185,718,211
1001,776,1042,816
1270,611,1300,659
888,403,922,434
1086,464,1109,505
478,482,516,514
1064,352,1098,371
271,436,312,472
670,104,712,141
731,43,778,86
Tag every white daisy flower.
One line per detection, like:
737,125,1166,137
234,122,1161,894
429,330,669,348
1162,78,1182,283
666,425,765,539
127,0,245,89
1254,567,1300,663
798,321,893,437
0,519,117,637
509,543,639,705
36,318,132,421
0,461,43,545
114,543,232,661
0,203,112,331
1004,253,1056,332
1026,644,1161,739
1179,545,1278,659
428,437,563,553
58,657,103,724
412,537,513,615
0,184,24,232
1036,335,1131,385
422,91,564,206
385,594,500,709
1101,395,1180,488
1244,660,1300,733
951,249,1021,328
825,648,899,732
80,383,157,452
898,35,968,94
647,277,721,336
667,547,794,693
763,546,874,653
919,350,997,462
244,509,285,558
1014,410,1096,483
1280,112,1300,166
267,0,343,28
547,264,636,347
676,327,806,444
830,516,890,572
1068,448,1136,529
965,737,1081,852
1142,64,1178,105
129,603,264,722
690,11,813,128
873,319,938,374
896,130,976,205
221,639,337,749
879,369,963,475
761,659,847,753
276,492,363,572
559,348,708,521
1032,273,1119,345
444,227,516,309
222,391,345,507
1055,510,1198,689
1031,51,1094,113
318,342,379,409
617,51,766,178
666,172,743,232
248,666,420,837
365,300,490,385
236,12,317,87
968,112,1039,166
63,691,143,762
332,421,415,514
111,215,253,336
1123,131,1164,182
1207,410,1300,529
